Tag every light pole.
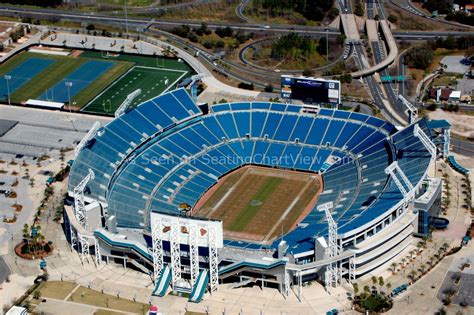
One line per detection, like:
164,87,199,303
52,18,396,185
65,81,72,111
4,75,11,105
326,29,329,62
124,0,129,36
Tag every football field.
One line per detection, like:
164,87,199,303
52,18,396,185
82,66,188,115
193,166,322,244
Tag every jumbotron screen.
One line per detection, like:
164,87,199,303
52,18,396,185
280,75,340,105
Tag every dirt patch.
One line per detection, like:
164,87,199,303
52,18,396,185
428,109,474,138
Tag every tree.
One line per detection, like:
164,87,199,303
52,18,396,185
378,276,384,289
363,285,370,293
406,45,434,70
420,263,426,273
371,276,377,286
86,24,95,31
22,223,29,238
353,282,359,295
388,14,398,24
302,68,314,77
33,290,41,300
390,262,398,273
317,37,328,56
188,33,198,43
386,282,392,291
264,84,274,92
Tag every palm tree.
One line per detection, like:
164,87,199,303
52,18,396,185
353,282,359,295
420,264,426,273
22,223,29,238
363,285,370,294
390,262,398,273
401,258,407,267
371,276,378,287
386,282,392,291
409,250,415,260
378,276,384,290
442,242,449,252
409,270,417,281
416,242,423,254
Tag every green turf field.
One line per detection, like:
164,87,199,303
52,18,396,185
82,66,188,114
2,51,133,106
1,50,195,112
79,51,195,115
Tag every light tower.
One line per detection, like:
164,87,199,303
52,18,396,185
317,202,340,289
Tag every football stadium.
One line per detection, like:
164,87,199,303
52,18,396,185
65,88,448,303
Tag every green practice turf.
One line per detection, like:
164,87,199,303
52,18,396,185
80,52,195,114
82,66,187,114
1,51,194,111
229,177,284,232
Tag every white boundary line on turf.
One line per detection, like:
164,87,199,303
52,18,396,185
81,65,187,112
161,71,188,95
135,65,187,74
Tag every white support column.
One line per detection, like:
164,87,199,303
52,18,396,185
385,161,414,198
398,95,418,124
94,236,101,266
170,222,181,289
414,124,437,162
208,227,219,293
151,219,163,281
297,270,302,301
318,202,340,289
75,122,100,157
349,255,356,282
443,128,450,158
79,234,89,263
69,221,77,251
283,268,290,297
189,225,199,287
73,169,94,229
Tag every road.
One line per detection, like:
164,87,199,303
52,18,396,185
371,40,408,123
0,5,472,40
388,0,473,29
0,6,341,36
235,0,250,22
398,51,406,96
451,137,474,157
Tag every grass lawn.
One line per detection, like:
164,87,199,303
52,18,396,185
432,72,463,87
229,176,283,232
0,52,36,77
245,43,331,70
69,286,148,314
39,281,78,300
71,60,134,109
10,53,86,103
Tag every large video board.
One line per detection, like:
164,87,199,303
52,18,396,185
281,75,340,105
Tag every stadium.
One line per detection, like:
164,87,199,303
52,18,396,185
65,87,446,303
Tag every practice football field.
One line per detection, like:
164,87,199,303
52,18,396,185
82,66,188,115
193,166,322,244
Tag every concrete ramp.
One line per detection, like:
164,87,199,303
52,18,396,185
340,13,361,42
351,20,398,78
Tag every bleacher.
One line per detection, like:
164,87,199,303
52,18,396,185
447,155,470,175
70,89,432,256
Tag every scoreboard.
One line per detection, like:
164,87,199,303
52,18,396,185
280,75,340,105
